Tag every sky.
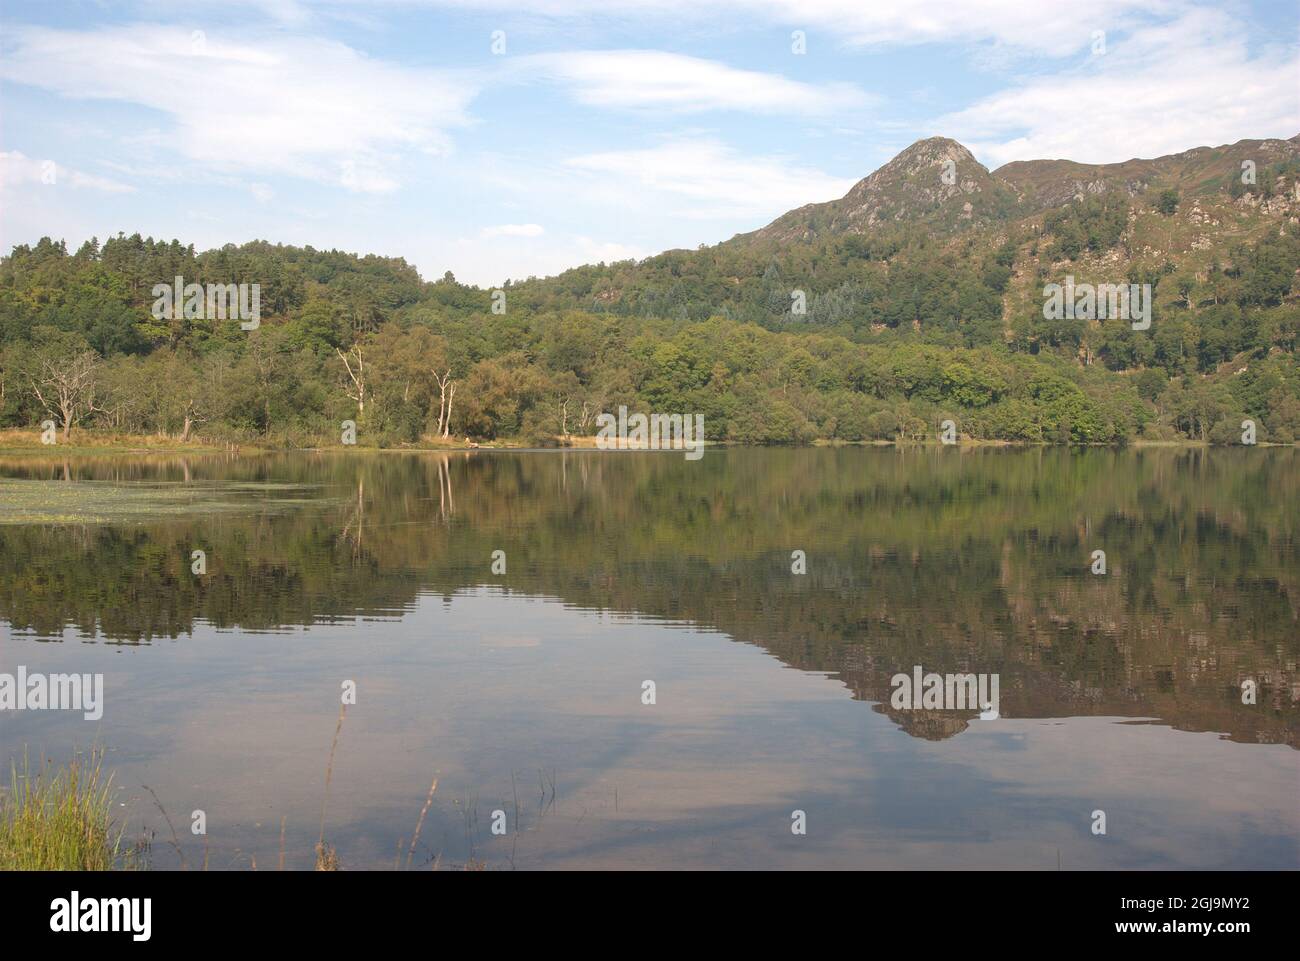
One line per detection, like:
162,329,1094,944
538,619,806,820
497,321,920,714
1,0,1297,287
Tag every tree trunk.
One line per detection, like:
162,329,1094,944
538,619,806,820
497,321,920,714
442,382,456,439
337,345,366,415
434,370,454,437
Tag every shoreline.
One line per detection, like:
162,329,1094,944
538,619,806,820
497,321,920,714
0,433,1294,455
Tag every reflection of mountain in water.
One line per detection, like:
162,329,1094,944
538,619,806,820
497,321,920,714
0,448,1295,748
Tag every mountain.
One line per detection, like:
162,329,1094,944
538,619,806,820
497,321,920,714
996,134,1300,211
734,133,1300,245
740,137,1020,244
510,130,1300,347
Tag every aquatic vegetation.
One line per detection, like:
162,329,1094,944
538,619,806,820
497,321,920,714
0,478,320,525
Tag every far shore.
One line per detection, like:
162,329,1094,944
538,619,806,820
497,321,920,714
0,429,1293,456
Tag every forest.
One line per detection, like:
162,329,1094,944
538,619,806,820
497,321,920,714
1,173,1297,447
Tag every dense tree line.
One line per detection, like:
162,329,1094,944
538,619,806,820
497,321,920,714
1,176,1297,446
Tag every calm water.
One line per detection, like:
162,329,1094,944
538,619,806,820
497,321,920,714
0,448,1296,870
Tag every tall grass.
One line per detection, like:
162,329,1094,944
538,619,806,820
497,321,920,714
315,703,347,871
0,749,142,871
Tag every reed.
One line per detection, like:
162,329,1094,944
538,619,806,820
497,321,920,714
315,702,347,871
0,749,142,871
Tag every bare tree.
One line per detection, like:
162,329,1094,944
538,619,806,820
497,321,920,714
166,353,210,442
27,349,101,441
433,368,457,438
336,344,367,415
442,381,457,439
551,372,581,441
179,396,206,443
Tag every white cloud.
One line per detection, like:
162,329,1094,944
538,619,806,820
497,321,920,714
0,24,477,192
0,151,135,193
480,223,546,238
770,0,1165,53
523,50,871,115
423,0,1171,55
938,9,1300,166
565,140,855,219
5,0,1287,285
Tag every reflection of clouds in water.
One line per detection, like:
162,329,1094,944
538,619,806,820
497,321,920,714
941,718,1300,869
479,634,541,648
0,449,1295,753
4,590,1294,869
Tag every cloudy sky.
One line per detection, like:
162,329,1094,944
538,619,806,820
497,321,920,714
1,0,1296,285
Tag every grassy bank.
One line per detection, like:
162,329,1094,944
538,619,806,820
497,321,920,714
0,428,526,453
0,750,143,870
0,717,463,870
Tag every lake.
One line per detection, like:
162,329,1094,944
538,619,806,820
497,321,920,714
0,447,1296,870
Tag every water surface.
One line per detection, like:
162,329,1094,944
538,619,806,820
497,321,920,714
0,448,1296,869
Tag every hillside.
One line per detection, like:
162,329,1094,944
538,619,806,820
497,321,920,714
1,132,1298,448
739,137,1021,243
745,133,1300,241
997,134,1300,211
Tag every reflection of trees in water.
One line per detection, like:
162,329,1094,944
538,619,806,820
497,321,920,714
0,448,1295,746
436,453,455,522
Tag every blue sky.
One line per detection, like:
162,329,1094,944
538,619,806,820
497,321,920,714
1,0,1297,286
